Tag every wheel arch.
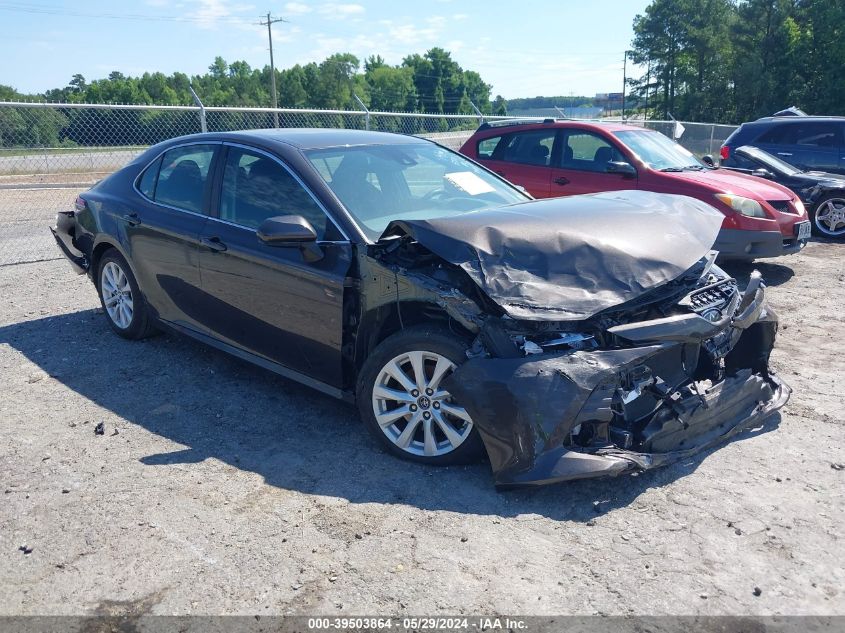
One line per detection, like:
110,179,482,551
352,300,475,378
90,238,135,288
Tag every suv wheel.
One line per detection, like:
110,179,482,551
356,326,485,465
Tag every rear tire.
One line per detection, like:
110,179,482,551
356,325,485,466
97,249,157,340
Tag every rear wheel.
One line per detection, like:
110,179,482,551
811,195,845,237
356,326,485,465
97,249,157,339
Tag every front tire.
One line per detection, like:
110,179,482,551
356,325,485,466
811,195,845,238
97,249,156,339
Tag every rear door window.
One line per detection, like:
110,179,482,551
153,145,216,214
499,130,556,166
758,122,842,147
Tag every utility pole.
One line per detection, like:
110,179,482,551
260,12,287,127
621,50,628,121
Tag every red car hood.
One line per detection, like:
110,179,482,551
663,168,793,201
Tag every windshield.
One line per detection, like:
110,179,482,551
305,143,528,241
614,129,704,171
737,146,800,176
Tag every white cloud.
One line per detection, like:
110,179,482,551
284,2,312,14
388,24,435,44
185,0,255,30
317,3,365,19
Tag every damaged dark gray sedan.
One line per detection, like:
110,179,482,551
51,129,790,488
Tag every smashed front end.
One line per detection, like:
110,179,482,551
442,260,790,488
372,192,791,488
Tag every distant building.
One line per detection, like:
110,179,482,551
595,93,623,112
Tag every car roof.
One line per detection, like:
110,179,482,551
751,115,845,124
474,119,646,135
216,128,430,150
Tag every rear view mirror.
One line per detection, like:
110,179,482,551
752,168,774,180
257,215,317,244
606,161,637,178
701,154,715,167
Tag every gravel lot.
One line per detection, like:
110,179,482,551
1,241,843,617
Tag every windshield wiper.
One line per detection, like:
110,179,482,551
683,165,705,171
659,167,684,172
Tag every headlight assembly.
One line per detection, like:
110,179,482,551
715,193,767,218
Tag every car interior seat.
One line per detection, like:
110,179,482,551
158,159,203,211
527,144,550,166
330,153,382,218
593,146,613,169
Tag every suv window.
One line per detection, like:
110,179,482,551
152,145,216,213
220,146,329,238
477,135,503,159
560,130,624,172
500,130,555,166
758,122,843,147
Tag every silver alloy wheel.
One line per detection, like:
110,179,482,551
371,350,474,457
815,198,845,236
100,261,134,329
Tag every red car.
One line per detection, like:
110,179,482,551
460,120,811,260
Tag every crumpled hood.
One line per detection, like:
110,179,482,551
381,190,725,321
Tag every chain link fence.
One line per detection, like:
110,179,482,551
0,100,737,266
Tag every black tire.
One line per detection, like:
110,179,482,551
356,325,486,466
810,194,845,238
96,249,157,340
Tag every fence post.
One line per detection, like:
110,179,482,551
353,94,370,130
189,85,207,133
709,124,716,156
469,100,485,126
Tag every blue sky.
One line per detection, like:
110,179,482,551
0,0,650,99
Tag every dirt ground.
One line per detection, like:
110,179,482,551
0,240,843,617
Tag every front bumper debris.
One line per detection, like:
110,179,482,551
443,273,791,489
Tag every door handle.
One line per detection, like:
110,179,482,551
495,170,506,176
554,176,570,185
201,236,227,252
122,212,141,226
776,152,793,157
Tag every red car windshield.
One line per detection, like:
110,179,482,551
615,129,705,172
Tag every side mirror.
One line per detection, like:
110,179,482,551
701,154,715,168
752,168,774,180
257,215,323,262
606,161,637,178
257,215,317,244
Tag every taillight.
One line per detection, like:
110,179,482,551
720,145,730,160
74,195,88,212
